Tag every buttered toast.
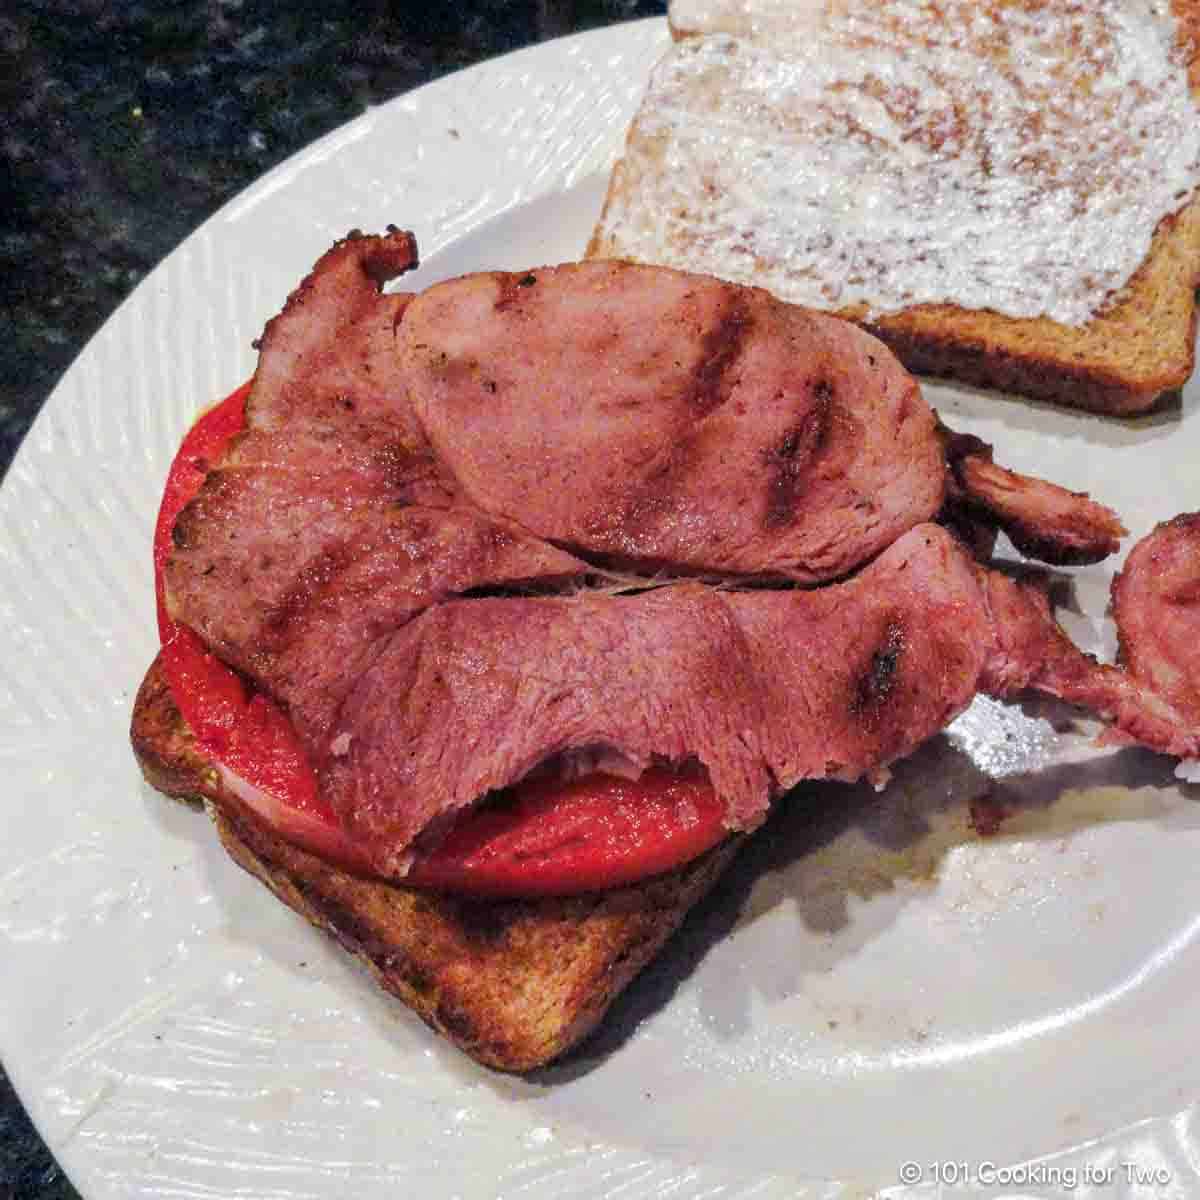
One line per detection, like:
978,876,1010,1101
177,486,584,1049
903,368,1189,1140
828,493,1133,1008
589,0,1200,414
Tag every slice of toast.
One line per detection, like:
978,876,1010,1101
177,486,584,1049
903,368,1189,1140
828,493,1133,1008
130,654,743,1072
588,1,1200,414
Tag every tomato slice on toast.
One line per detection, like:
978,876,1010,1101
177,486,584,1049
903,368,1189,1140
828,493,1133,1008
153,382,729,896
404,768,728,897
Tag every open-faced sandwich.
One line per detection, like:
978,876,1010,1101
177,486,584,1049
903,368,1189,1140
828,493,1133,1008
131,226,1200,1071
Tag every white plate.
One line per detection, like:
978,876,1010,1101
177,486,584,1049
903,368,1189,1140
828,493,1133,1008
4,17,1200,1200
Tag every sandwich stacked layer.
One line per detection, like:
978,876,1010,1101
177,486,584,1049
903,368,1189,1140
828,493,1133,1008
133,228,1200,1071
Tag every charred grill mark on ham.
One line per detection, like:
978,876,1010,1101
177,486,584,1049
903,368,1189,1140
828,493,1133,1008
261,544,357,646
542,283,760,546
493,271,540,312
852,620,906,721
687,290,752,417
763,378,833,529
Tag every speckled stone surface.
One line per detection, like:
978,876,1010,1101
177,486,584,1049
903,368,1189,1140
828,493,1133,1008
1,3,665,1196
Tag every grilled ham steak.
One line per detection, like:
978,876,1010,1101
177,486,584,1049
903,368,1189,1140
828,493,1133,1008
164,229,1196,874
400,263,944,581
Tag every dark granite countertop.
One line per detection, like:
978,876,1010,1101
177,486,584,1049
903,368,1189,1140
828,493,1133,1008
1,3,665,1196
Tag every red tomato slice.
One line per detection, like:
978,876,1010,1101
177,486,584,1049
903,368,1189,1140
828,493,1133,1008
154,383,251,642
153,383,730,896
153,383,368,870
405,768,729,898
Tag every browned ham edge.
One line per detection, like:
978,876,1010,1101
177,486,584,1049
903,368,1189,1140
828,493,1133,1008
937,419,1126,565
1113,513,1200,729
978,565,1200,758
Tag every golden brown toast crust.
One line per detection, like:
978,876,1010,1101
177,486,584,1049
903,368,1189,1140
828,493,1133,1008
130,655,741,1072
588,0,1200,415
852,198,1200,415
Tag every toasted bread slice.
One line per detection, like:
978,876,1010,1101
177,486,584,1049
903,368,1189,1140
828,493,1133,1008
130,655,742,1072
588,1,1200,414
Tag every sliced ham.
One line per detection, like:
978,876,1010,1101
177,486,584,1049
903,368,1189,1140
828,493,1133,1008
1113,513,1200,726
400,262,945,582
170,486,585,755
322,525,989,875
230,226,453,505
160,229,1200,874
